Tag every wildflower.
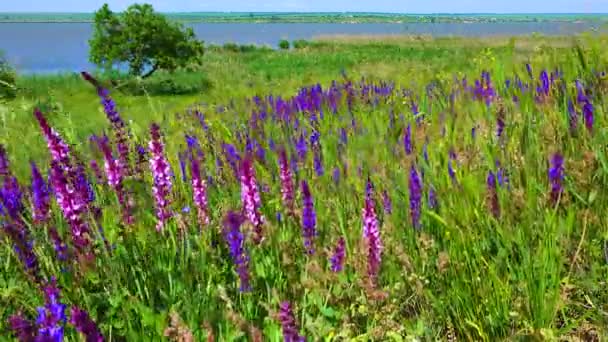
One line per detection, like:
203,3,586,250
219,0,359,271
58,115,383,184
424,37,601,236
223,211,251,292
548,153,565,204
497,106,505,138
583,101,594,133
278,301,305,342
189,143,209,227
34,109,72,172
487,171,500,218
69,307,105,342
240,157,264,243
31,162,51,223
295,134,307,162
89,159,104,184
567,100,578,134
0,145,9,178
313,149,324,177
332,166,340,184
36,278,67,341
329,237,346,272
382,190,392,214
362,178,382,285
82,72,131,176
428,185,438,210
404,124,413,155
149,124,173,231
98,136,133,225
135,145,147,178
222,143,241,178
448,151,457,182
278,148,295,214
301,181,317,255
178,151,188,182
409,166,423,229
8,312,35,341
50,161,92,257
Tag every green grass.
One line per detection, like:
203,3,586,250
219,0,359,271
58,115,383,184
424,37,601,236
0,35,607,340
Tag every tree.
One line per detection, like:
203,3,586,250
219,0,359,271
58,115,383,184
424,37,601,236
0,51,17,100
89,3,204,78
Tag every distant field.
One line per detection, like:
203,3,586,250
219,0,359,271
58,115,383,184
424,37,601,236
1,12,608,23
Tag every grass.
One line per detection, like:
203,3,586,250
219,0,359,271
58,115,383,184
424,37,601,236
0,35,607,340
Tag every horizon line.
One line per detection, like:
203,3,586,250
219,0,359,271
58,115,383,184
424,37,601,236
1,11,608,15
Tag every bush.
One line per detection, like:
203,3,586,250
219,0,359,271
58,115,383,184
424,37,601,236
279,39,290,50
293,40,310,49
116,72,211,96
222,42,240,53
0,52,17,100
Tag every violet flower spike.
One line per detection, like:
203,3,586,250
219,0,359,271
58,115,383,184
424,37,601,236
382,190,392,214
278,301,305,342
149,123,173,231
36,277,67,341
583,101,594,133
98,136,134,225
362,178,382,286
240,157,264,243
69,306,105,342
189,144,209,227
404,124,413,155
31,162,51,223
223,211,251,292
330,237,346,273
548,153,565,204
409,165,423,230
301,180,317,255
487,171,500,218
567,99,578,134
8,312,35,341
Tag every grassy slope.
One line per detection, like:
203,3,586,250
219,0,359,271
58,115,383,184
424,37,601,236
1,35,607,340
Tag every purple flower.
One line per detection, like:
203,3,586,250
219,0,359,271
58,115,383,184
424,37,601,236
583,101,594,133
362,178,382,285
329,237,346,272
301,181,317,255
98,136,133,225
409,166,422,230
149,124,173,231
497,107,505,138
36,278,67,341
278,148,295,214
82,72,131,176
428,185,438,210
135,144,147,178
31,162,51,223
34,109,73,173
178,151,188,182
8,312,35,341
382,190,392,214
240,157,264,243
539,70,550,97
278,301,305,342
222,143,241,179
549,153,565,204
296,134,307,162
189,143,209,227
223,211,251,292
313,149,324,177
89,159,104,184
0,145,9,178
487,171,500,218
332,166,340,184
567,99,578,134
50,161,92,258
404,124,413,155
69,306,105,342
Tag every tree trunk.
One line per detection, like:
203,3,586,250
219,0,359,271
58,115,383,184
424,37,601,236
141,64,159,79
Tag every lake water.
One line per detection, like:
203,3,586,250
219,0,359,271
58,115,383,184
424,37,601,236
0,22,598,73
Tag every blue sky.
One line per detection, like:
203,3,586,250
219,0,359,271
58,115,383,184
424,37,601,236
1,0,607,13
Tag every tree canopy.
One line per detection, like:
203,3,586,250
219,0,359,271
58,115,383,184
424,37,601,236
89,3,204,78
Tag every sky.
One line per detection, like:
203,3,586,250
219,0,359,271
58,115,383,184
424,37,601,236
1,0,607,14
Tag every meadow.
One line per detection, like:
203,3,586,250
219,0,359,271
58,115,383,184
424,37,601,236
0,35,607,340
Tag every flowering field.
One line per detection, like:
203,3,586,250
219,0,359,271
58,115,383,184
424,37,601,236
1,38,608,340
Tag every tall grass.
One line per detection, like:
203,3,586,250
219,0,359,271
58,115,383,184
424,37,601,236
0,35,607,340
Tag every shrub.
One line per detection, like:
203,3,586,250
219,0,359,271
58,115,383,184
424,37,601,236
279,39,290,50
293,40,310,49
223,42,240,53
0,52,17,99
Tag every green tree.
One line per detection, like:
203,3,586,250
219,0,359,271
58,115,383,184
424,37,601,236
89,3,204,78
0,51,17,100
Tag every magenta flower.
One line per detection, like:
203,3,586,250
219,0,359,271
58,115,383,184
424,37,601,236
8,312,35,341
69,307,105,342
240,157,264,243
278,301,305,342
278,148,295,214
149,124,173,231
189,144,209,227
362,178,382,286
89,159,105,184
98,136,133,225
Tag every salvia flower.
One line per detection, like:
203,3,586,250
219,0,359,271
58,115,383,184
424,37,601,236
223,211,251,292
409,165,423,230
313,149,324,177
404,124,413,155
36,278,67,341
567,99,578,134
486,171,500,218
50,161,92,257
69,306,105,342
332,166,340,184
34,109,73,172
89,159,104,184
135,145,147,178
497,106,506,138
149,124,173,231
278,148,295,214
583,101,594,133
278,301,305,342
548,153,565,204
31,162,51,223
329,237,346,273
98,136,133,225
8,312,35,341
362,178,382,285
240,157,264,243
428,185,438,210
300,181,317,255
178,151,188,182
189,144,209,227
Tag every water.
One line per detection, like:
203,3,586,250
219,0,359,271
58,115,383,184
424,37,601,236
0,22,598,73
